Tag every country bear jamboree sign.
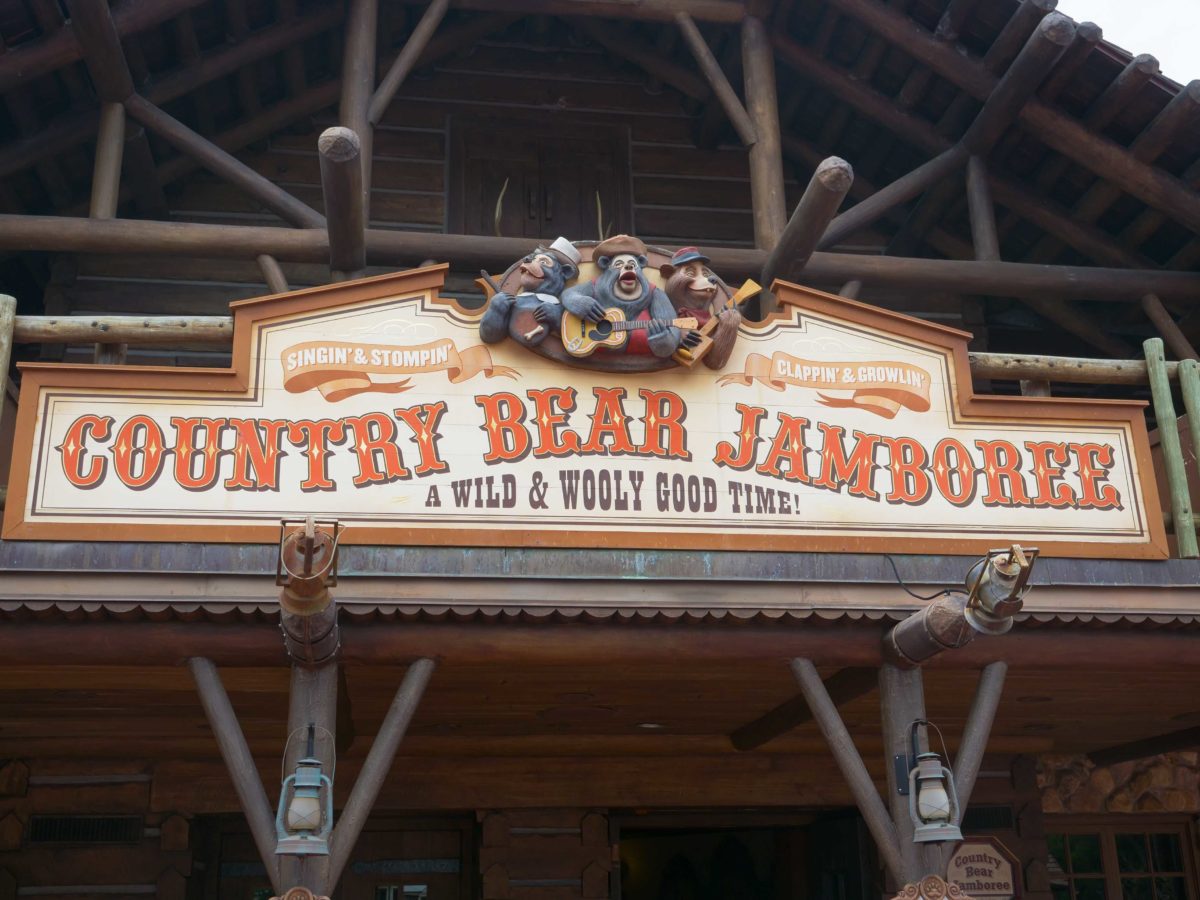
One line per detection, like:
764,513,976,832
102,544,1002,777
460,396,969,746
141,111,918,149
1,263,1166,557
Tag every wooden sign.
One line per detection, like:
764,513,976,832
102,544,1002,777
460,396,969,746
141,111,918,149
948,837,1021,900
2,264,1165,556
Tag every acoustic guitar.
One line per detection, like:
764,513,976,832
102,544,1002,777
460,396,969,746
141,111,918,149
561,308,699,358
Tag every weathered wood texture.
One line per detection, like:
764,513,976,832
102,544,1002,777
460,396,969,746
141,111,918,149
675,11,756,146
742,15,787,248
1145,338,1199,558
318,127,366,277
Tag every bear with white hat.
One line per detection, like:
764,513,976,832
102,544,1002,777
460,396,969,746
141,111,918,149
479,237,581,347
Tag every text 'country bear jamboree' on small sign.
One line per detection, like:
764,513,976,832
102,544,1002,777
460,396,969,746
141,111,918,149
2,237,1166,557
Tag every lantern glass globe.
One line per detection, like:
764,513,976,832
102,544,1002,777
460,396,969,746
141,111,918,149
286,793,323,832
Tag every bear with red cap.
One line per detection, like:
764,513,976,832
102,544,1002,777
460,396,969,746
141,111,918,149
661,247,742,370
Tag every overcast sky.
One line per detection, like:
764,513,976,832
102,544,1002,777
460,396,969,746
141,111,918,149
1055,0,1197,84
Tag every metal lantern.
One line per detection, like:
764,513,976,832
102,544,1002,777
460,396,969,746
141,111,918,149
276,724,334,856
963,544,1038,635
908,751,963,844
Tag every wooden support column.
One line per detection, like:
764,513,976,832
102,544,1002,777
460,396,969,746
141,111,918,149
187,657,281,893
124,94,326,229
1180,360,1200,488
965,156,999,261
760,157,853,310
741,15,786,249
319,127,366,279
368,0,448,126
791,658,906,886
676,12,756,146
1145,337,1199,558
278,663,339,893
952,661,1007,815
340,0,378,215
879,663,946,882
327,658,435,890
258,254,291,294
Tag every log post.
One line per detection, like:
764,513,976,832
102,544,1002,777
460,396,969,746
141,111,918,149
1145,338,1198,558
1178,360,1200,511
760,157,853,310
187,657,281,893
326,658,435,889
124,94,326,229
319,127,367,279
741,15,786,249
879,663,946,882
951,661,1007,815
368,0,448,126
89,102,124,220
340,0,378,215
791,658,906,886
676,12,756,146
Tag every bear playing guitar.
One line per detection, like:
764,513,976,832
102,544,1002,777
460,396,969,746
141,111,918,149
561,308,699,357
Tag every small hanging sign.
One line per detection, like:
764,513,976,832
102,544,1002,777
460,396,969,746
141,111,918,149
948,836,1022,900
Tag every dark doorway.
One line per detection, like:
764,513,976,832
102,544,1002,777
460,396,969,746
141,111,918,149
448,116,632,241
616,812,876,900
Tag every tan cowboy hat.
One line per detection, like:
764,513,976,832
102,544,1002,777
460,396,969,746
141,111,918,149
593,234,648,260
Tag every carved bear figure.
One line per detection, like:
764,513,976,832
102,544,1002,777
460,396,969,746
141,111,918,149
661,246,742,370
479,236,580,347
561,234,700,358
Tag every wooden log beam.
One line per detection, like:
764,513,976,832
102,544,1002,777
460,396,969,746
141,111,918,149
0,0,205,94
0,6,344,181
319,127,367,278
742,15,786,249
257,255,290,294
396,0,745,23
0,295,14,440
1141,294,1199,361
575,19,708,101
2,214,1200,304
326,658,435,889
823,0,1200,236
1088,725,1200,768
675,12,756,146
187,657,281,893
89,102,125,220
729,666,878,752
65,0,135,100
968,351,1177,385
340,0,378,214
962,13,1074,154
965,156,999,261
818,146,968,250
124,94,326,229
1030,19,1100,101
760,156,854,304
368,0,449,126
792,658,906,886
951,661,1007,817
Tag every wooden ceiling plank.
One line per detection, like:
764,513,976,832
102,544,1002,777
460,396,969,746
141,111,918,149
895,0,981,111
827,0,1200,237
223,0,261,116
275,0,310,96
574,18,708,102
172,12,217,135
729,665,878,751
1088,724,1200,767
397,0,745,24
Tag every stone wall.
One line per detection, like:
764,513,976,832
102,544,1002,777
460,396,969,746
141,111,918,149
1038,752,1200,814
